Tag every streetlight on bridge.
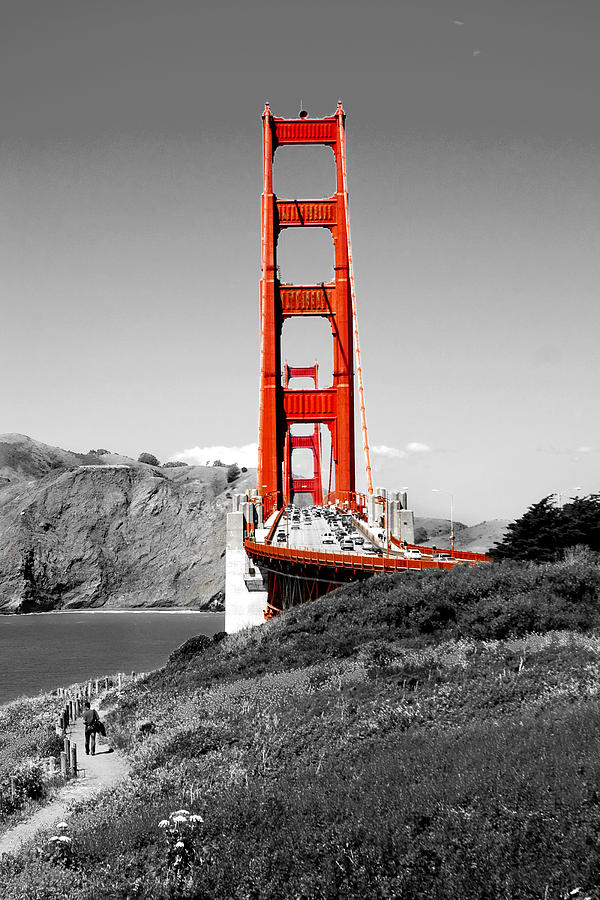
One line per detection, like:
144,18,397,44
432,488,454,554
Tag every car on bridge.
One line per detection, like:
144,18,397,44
404,548,423,559
322,533,335,544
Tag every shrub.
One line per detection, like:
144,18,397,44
161,461,188,468
138,452,160,467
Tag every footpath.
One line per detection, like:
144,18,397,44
0,695,129,857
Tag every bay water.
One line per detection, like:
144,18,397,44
0,610,224,706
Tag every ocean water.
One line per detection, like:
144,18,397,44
0,610,224,706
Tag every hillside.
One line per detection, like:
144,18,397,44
2,554,600,899
414,515,509,552
0,434,254,613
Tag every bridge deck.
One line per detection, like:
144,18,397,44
246,505,485,574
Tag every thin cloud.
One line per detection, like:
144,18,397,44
372,445,406,459
537,445,596,456
171,443,258,468
453,20,465,25
372,442,432,459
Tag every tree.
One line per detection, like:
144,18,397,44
162,461,189,468
138,452,160,467
227,464,241,483
490,494,600,562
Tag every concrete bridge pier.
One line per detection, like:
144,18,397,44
225,494,268,633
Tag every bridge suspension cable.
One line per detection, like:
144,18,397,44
337,105,373,495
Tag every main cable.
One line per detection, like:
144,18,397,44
337,106,373,495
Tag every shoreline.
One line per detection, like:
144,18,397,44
0,608,224,617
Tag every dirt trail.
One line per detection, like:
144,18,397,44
0,698,128,857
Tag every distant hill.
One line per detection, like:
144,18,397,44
415,515,510,554
0,434,253,614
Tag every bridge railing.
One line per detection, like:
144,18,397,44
391,536,490,563
244,539,479,572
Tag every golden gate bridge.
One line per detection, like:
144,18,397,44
225,104,488,633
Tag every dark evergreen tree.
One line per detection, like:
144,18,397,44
491,494,600,561
561,495,600,552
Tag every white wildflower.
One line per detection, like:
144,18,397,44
56,822,69,830
189,814,203,823
171,815,188,824
175,840,185,849
57,836,72,843
158,819,169,828
171,809,189,816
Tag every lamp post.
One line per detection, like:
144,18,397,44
432,488,454,553
374,494,390,557
261,487,280,525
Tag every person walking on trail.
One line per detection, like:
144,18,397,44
83,701,99,756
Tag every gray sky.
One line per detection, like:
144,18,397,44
1,1,599,522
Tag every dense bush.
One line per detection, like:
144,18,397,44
137,452,160,467
122,556,600,702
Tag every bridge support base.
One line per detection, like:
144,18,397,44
225,511,267,633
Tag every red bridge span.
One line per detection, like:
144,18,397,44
225,105,489,632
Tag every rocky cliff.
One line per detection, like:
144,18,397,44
0,435,251,613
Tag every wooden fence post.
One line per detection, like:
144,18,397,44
60,751,68,778
70,744,77,777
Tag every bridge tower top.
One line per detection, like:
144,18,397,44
257,104,356,517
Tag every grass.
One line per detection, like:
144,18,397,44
2,553,600,898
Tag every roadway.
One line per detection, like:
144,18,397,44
271,505,384,558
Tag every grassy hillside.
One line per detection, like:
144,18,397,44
3,554,600,898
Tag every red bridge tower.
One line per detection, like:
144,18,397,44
283,363,324,506
257,103,355,517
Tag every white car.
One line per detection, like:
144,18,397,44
404,548,423,560
322,533,335,544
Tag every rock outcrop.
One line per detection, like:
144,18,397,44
0,435,252,613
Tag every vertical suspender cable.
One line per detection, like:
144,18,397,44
338,110,374,495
